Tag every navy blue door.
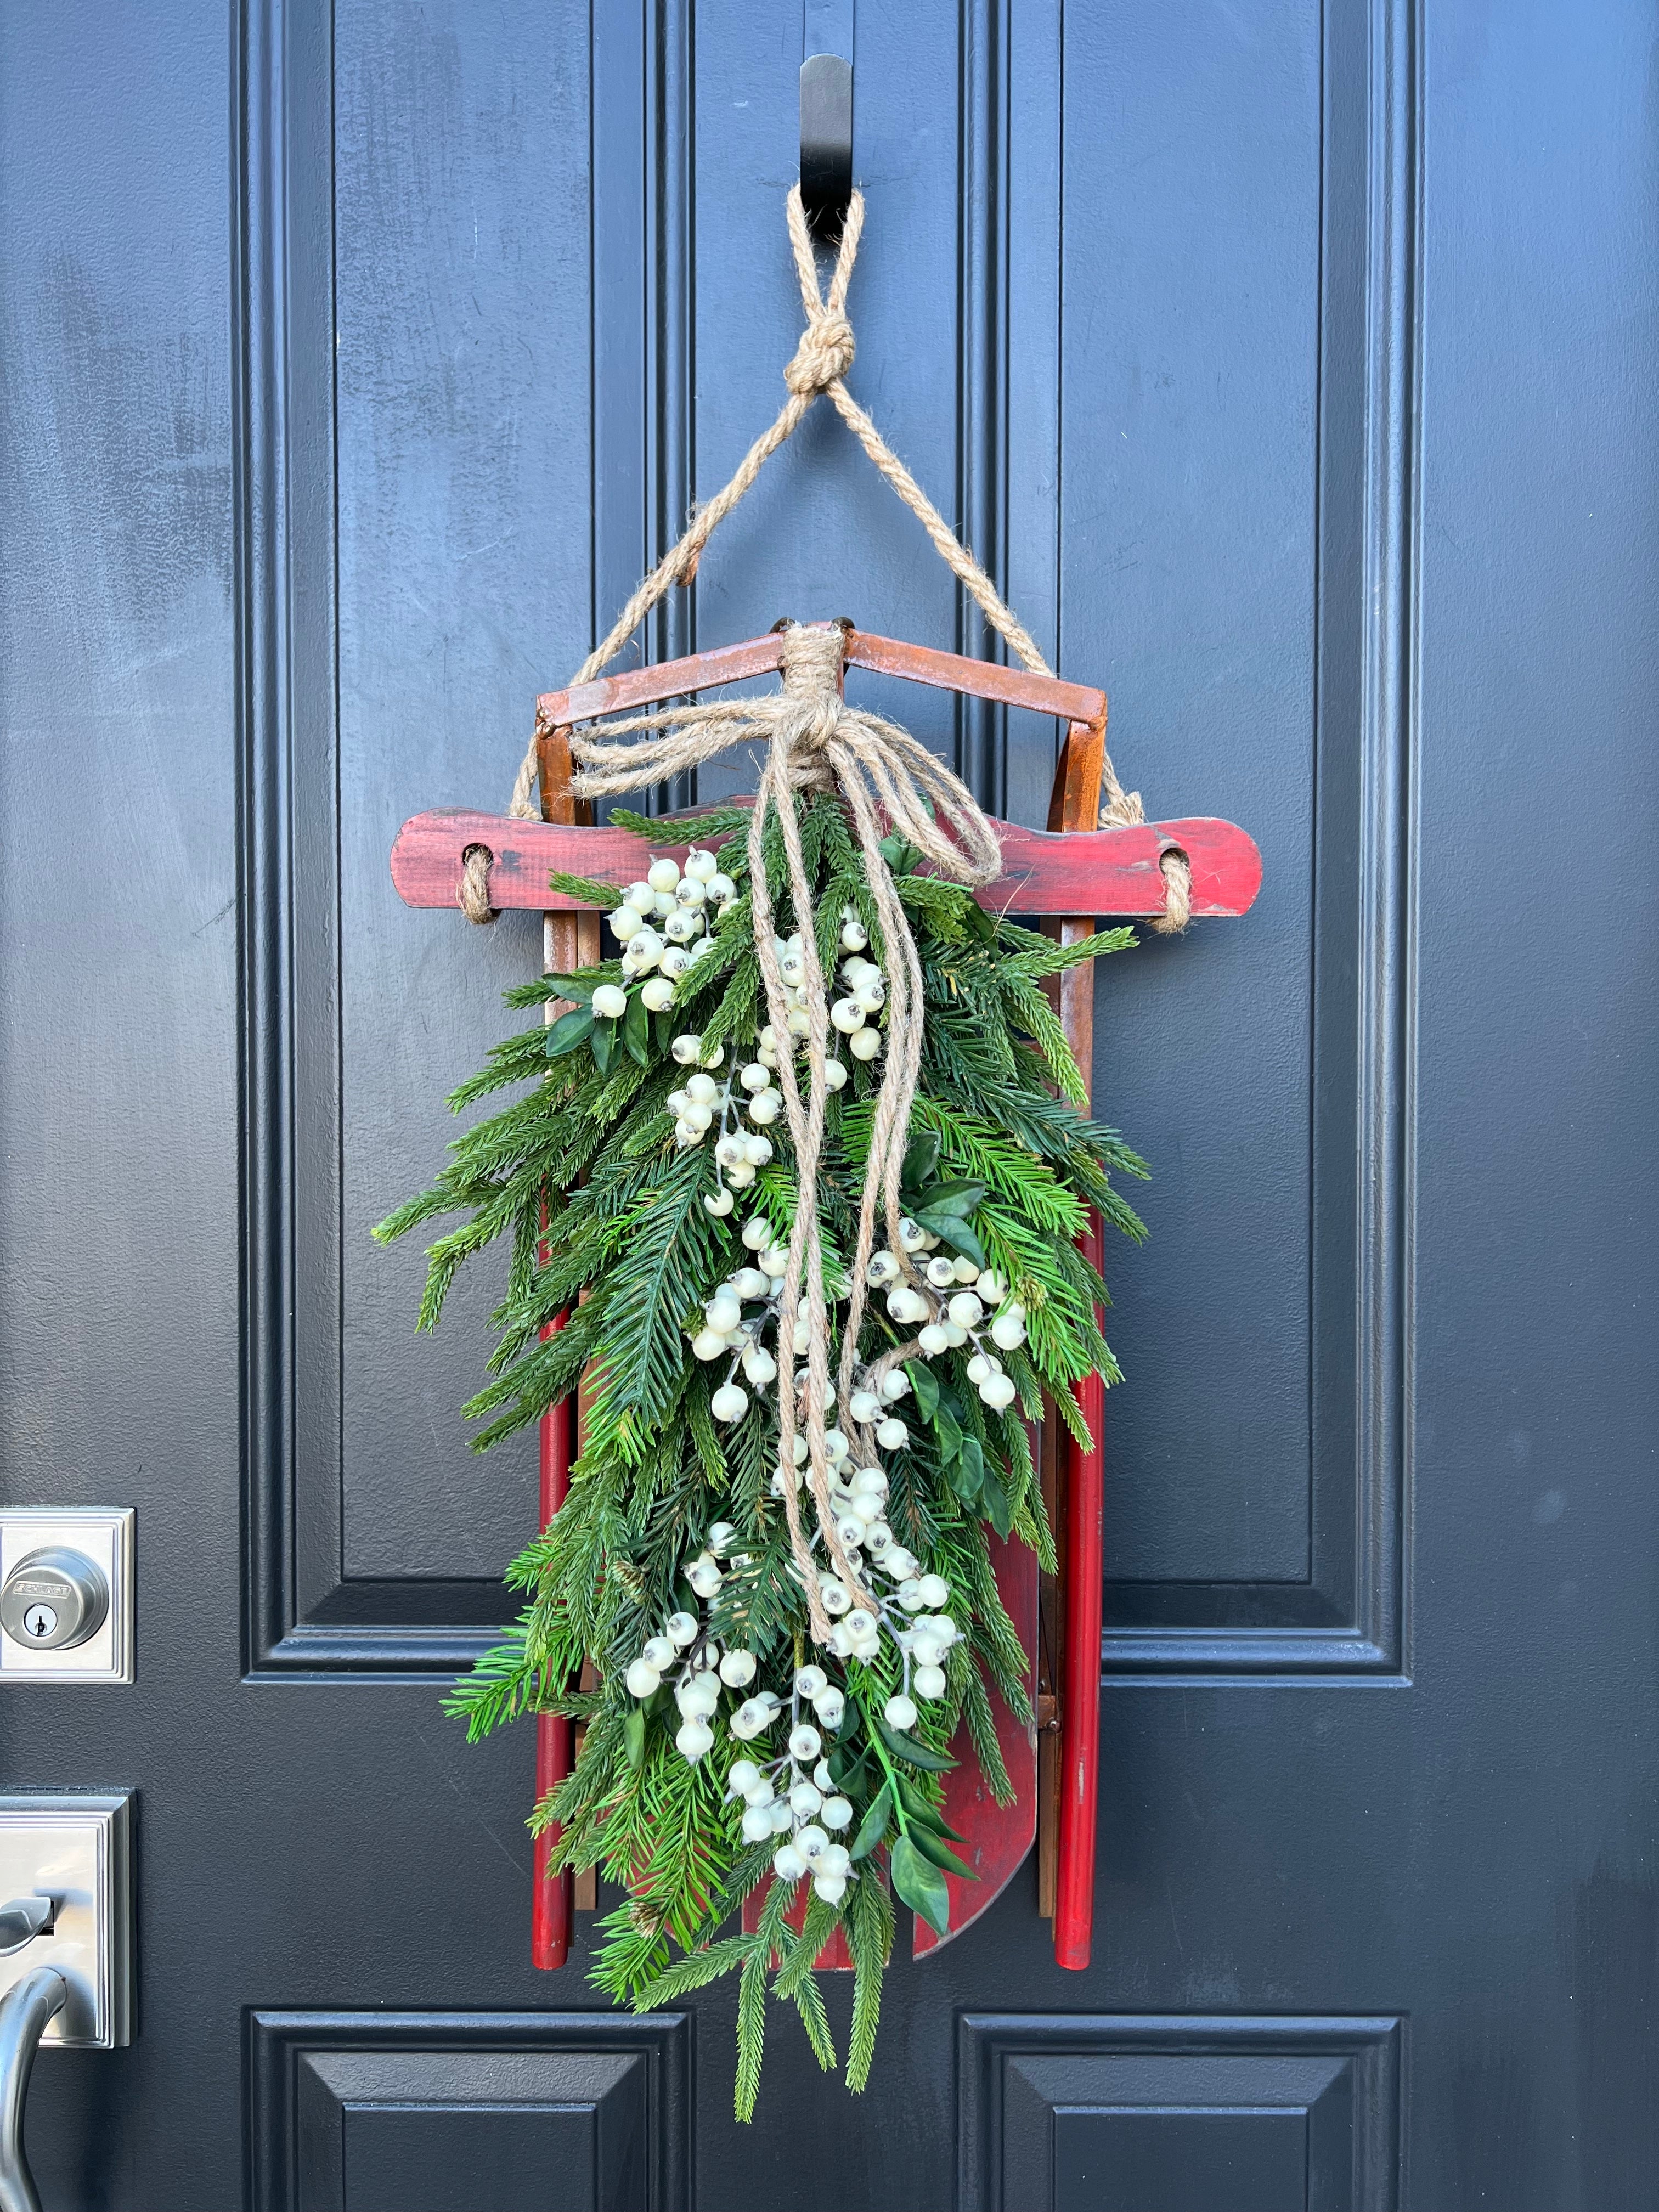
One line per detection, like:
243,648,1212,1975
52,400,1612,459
1,1,1655,2205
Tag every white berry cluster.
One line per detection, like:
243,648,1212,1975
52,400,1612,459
665,906,889,1217
868,1231,1026,1412
622,1521,769,1763
728,1672,858,1900
605,849,736,1009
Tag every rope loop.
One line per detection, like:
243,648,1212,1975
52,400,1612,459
458,844,494,926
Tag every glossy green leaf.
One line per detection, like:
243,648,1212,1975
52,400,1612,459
827,1740,868,1790
624,1703,646,1769
913,1178,986,1219
889,1833,951,1936
895,1774,966,1842
906,1822,976,1882
948,1434,984,1503
934,1402,964,1464
545,1006,595,1059
875,1714,957,1772
622,989,650,1068
905,1361,940,1420
591,1018,616,1075
850,1784,892,1862
901,1130,941,1191
914,1211,986,1267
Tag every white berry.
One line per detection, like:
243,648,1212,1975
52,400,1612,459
710,1383,749,1423
676,1718,713,1761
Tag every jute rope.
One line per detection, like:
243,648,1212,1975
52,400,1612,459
460,187,1192,1638
569,620,998,1639
459,184,1189,933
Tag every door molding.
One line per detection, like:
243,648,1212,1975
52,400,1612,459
249,2010,691,2211
958,2012,1403,2211
1098,0,1420,1681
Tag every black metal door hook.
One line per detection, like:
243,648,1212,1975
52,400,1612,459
800,54,853,242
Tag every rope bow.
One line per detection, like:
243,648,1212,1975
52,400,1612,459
460,185,1192,1639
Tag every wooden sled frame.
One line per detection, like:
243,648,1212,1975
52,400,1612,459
388,622,1262,1976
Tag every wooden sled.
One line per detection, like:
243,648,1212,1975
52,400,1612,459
389,623,1261,1972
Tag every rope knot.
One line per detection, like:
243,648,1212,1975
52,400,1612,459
784,308,855,396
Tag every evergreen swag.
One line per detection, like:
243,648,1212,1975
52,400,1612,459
375,791,1147,2116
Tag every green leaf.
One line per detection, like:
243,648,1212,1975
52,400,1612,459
624,1703,646,1769
901,1129,941,1191
875,1714,957,1772
543,973,597,1003
915,1211,986,1268
591,1019,616,1075
622,989,650,1068
545,1005,595,1059
948,1434,985,1503
878,832,924,876
979,1456,1014,1539
850,1785,892,1861
828,1741,870,1790
894,1774,965,1842
934,1401,964,1464
905,1361,940,1420
906,1823,977,1882
889,1833,951,1936
913,1178,986,1219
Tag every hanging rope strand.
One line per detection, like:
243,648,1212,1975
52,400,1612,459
463,184,1187,932
459,192,1199,1633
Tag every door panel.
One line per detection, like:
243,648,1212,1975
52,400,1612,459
251,2013,689,2212
0,0,1655,2205
959,2015,1402,2212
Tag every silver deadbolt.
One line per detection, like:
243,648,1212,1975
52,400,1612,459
0,1551,107,1654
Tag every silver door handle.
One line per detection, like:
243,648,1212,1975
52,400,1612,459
0,1903,53,1960
0,1968,66,2212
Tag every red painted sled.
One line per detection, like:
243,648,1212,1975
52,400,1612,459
389,623,1260,1974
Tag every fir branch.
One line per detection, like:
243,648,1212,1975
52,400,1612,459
546,870,623,910
844,1869,894,2092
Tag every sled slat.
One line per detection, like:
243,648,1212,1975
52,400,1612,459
390,808,1261,922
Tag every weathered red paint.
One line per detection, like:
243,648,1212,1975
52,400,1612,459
531,1309,575,1971
1054,1211,1107,1971
388,807,1262,923
910,1530,1039,1956
530,621,1106,737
